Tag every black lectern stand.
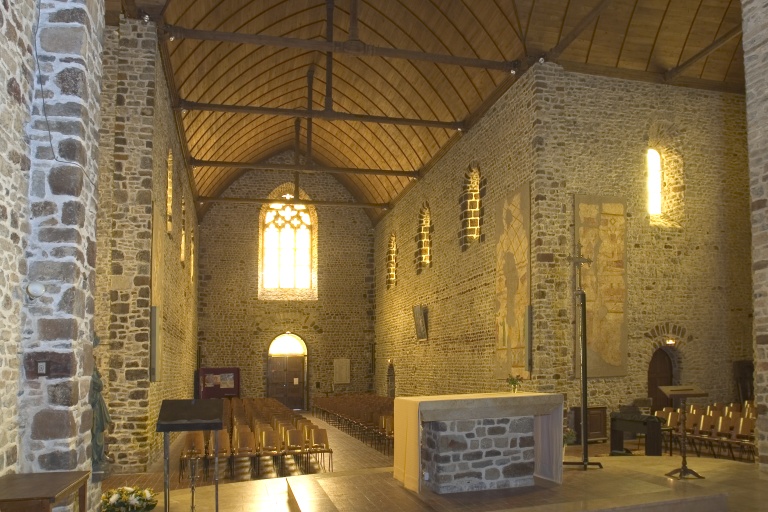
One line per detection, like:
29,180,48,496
156,399,224,512
658,386,707,479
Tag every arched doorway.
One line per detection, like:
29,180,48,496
648,348,673,412
268,333,307,410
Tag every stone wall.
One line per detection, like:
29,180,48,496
197,159,375,404
741,0,768,470
147,34,198,465
95,17,199,472
0,0,36,477
374,64,751,418
421,416,535,494
18,0,105,508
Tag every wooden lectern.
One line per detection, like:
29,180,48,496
658,385,708,479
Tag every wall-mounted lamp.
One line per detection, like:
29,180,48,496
26,282,45,299
142,13,150,23
665,338,677,346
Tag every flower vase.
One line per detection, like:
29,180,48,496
511,385,518,393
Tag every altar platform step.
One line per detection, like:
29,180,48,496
166,451,763,511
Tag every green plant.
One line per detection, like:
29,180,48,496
563,427,577,446
506,374,524,388
101,486,158,512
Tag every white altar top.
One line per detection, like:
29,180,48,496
393,392,564,492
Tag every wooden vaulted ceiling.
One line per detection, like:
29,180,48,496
116,0,745,222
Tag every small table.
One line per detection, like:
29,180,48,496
0,470,89,512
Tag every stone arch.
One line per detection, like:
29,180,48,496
641,323,692,384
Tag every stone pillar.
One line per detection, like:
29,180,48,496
103,17,156,472
19,0,104,507
742,0,768,471
0,0,36,477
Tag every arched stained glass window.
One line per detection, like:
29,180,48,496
259,189,318,300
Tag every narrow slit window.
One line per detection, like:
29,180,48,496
647,148,662,216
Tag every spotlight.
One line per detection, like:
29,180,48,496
142,13,150,23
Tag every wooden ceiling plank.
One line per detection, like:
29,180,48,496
546,0,612,62
664,24,741,81
163,25,518,72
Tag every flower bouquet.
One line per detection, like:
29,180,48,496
101,486,158,512
506,374,524,392
563,427,577,446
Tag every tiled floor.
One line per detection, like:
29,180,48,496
103,416,767,511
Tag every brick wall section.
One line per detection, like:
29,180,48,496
741,0,768,471
421,417,535,494
198,157,375,403
95,18,199,473
375,64,751,419
18,0,104,507
0,0,35,477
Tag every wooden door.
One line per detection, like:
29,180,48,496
648,349,673,412
268,355,305,410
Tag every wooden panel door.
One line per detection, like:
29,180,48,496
648,349,673,412
267,355,305,410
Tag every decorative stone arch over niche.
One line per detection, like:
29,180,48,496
258,183,319,300
642,322,693,383
647,119,685,228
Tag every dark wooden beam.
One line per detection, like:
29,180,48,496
664,25,742,82
190,159,419,178
545,0,613,62
163,24,518,72
198,197,389,209
178,99,464,130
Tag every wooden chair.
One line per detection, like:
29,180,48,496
178,431,206,483
205,430,231,480
310,428,333,472
232,425,255,481
259,429,284,477
284,429,308,474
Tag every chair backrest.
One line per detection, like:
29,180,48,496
286,429,304,450
737,416,756,437
716,415,736,437
234,425,254,453
208,430,231,456
311,428,330,449
261,429,282,452
184,431,206,455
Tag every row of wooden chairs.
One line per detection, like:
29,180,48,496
313,394,394,454
178,398,333,482
654,401,757,462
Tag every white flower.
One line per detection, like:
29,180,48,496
144,489,152,499
109,493,119,504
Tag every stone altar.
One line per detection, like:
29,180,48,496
394,392,564,494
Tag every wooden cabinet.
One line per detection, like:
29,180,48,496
571,406,608,443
